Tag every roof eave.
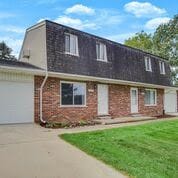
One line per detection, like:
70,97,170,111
0,66,45,75
48,71,175,89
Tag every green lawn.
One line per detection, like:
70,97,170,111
61,119,178,178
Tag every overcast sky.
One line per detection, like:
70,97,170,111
0,0,177,57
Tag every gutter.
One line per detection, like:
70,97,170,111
39,69,48,124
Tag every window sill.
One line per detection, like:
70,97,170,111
65,52,79,57
60,105,87,108
146,70,152,72
145,104,157,107
97,59,108,63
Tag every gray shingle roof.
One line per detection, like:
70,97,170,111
0,59,42,70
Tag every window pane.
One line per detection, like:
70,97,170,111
150,91,155,105
61,83,73,105
144,90,150,105
65,34,70,53
96,43,100,59
73,83,85,105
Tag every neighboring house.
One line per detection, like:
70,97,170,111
0,20,177,124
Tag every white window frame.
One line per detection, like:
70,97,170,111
144,57,152,72
144,89,157,106
96,42,107,62
65,33,79,56
159,61,165,74
60,81,86,107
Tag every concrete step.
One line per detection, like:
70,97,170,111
130,113,143,117
97,115,112,120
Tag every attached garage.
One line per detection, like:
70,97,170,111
0,59,43,124
164,89,177,113
0,72,34,124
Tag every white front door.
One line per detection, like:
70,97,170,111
164,89,177,113
98,84,108,115
130,88,138,113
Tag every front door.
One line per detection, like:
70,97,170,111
98,84,108,115
130,88,138,113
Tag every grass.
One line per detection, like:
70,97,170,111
61,119,178,178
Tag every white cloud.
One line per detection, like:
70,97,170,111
0,36,23,57
54,16,98,30
95,9,123,25
145,17,170,30
37,18,50,23
0,25,25,34
65,4,95,15
124,1,166,18
106,33,135,43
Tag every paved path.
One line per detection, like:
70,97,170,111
0,117,177,178
0,124,127,178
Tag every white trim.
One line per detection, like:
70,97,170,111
145,56,152,72
159,61,165,75
48,71,176,89
0,65,175,89
64,52,79,57
96,42,107,62
60,80,87,107
144,89,157,106
0,65,45,75
65,33,79,56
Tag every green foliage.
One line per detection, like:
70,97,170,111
124,14,178,85
125,31,153,53
153,14,178,65
0,41,16,60
61,119,178,178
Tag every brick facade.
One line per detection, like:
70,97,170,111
34,76,164,123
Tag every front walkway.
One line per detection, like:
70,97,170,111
0,117,177,178
0,123,126,178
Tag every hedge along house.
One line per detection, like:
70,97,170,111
3,20,174,124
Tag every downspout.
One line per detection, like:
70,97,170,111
39,69,48,124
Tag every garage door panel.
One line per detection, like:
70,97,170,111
0,80,34,124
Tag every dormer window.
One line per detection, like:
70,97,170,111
65,33,79,56
96,42,107,62
145,57,152,72
159,61,165,74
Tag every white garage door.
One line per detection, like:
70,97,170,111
164,89,177,113
0,74,34,124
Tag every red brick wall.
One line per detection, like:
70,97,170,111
34,76,164,123
109,84,131,117
34,76,97,123
138,88,164,116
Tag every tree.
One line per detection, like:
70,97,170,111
0,41,16,60
124,31,153,53
124,14,178,85
153,14,178,65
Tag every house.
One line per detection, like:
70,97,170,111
0,20,177,124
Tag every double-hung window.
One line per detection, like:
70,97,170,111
96,42,107,61
61,82,86,106
145,57,152,72
159,61,165,74
144,89,157,106
65,33,79,56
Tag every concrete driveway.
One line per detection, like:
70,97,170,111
0,124,126,178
